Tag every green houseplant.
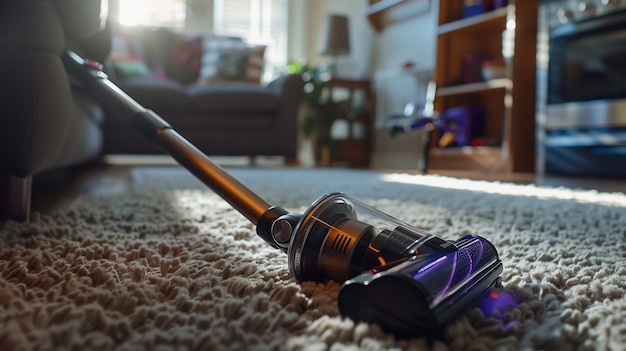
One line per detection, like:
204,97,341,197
287,61,338,164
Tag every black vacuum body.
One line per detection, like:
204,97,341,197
62,51,503,338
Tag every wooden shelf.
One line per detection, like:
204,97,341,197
429,146,505,171
437,78,512,97
366,0,407,32
366,0,430,32
438,5,511,34
432,146,500,155
322,79,374,168
366,0,406,16
432,0,539,174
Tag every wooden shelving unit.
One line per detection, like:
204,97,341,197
366,0,406,32
431,0,538,173
436,77,512,96
437,5,509,34
366,0,430,32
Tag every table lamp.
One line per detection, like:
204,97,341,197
321,14,351,76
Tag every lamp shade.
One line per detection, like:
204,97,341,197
321,14,350,56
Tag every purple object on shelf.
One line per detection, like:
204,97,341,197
464,53,492,84
493,0,509,9
439,106,484,147
494,0,508,9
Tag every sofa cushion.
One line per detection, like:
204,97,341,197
187,84,278,112
196,37,266,84
119,78,189,111
53,0,107,42
0,1,73,176
166,34,204,84
109,57,153,80
2,1,65,55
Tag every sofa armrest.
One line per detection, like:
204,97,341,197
268,74,304,158
267,73,302,95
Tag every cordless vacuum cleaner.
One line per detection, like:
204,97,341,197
63,51,503,338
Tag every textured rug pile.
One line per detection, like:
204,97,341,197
1,167,625,350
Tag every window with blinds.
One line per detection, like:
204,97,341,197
118,0,186,29
213,0,288,80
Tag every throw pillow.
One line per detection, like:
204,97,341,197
166,35,204,84
109,56,153,80
109,32,154,80
197,37,266,85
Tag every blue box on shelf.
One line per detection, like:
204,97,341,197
463,0,493,18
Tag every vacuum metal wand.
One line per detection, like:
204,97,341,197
62,51,287,244
150,126,270,224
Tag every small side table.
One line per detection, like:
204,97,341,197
322,78,374,168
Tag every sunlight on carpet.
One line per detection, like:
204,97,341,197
382,173,626,206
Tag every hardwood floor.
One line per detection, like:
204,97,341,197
29,156,626,216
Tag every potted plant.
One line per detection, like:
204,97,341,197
287,61,336,165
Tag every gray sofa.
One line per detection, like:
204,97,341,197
102,28,304,159
105,73,304,158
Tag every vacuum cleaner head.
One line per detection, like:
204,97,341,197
338,234,503,337
276,193,503,337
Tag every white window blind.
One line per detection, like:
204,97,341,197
214,0,289,80
118,0,186,29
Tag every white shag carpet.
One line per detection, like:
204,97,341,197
1,167,625,351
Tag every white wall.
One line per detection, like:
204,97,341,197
375,1,437,71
